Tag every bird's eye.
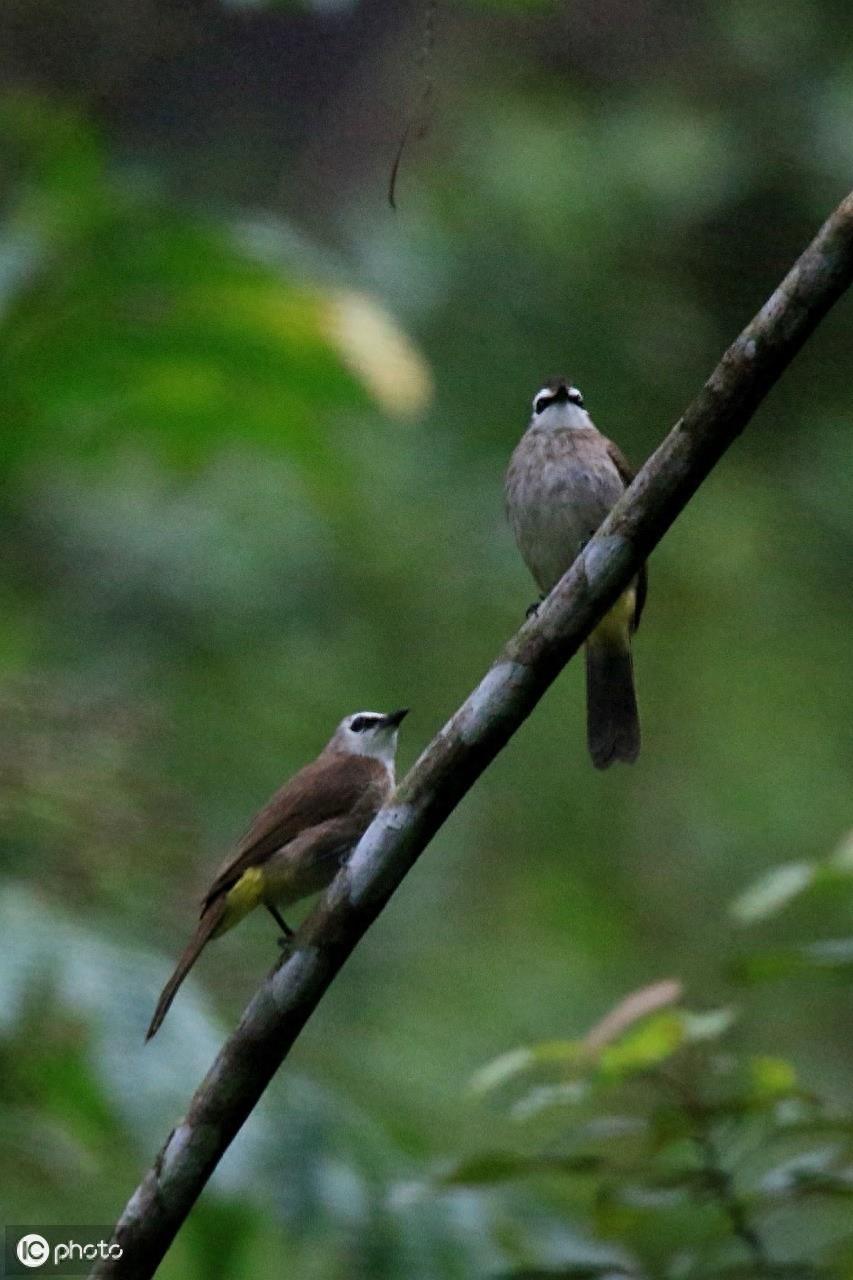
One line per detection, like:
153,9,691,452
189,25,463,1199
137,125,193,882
351,715,380,733
568,388,584,406
534,395,551,415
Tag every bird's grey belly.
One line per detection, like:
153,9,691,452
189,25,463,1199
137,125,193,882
507,456,623,593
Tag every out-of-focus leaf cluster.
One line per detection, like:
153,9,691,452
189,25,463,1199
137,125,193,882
0,95,429,478
0,882,506,1278
430,862,853,1279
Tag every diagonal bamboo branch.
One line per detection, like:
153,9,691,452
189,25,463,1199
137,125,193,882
94,190,853,1279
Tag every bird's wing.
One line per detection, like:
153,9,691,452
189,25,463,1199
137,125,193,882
200,753,388,912
604,437,647,631
604,437,636,489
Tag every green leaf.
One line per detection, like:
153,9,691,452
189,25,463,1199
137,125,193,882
748,1055,799,1101
510,1082,590,1122
759,1146,853,1198
732,939,853,984
469,1042,582,1095
682,1006,738,1042
598,1011,685,1079
732,834,853,924
731,861,816,923
827,829,853,873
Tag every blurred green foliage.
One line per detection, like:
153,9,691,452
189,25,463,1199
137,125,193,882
0,0,851,1276
439,863,853,1278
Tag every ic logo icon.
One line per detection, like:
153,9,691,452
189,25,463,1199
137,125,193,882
16,1234,49,1269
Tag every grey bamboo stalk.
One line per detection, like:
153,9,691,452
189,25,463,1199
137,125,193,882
94,190,853,1280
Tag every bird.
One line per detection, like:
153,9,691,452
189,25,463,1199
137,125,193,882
505,377,646,768
146,708,408,1039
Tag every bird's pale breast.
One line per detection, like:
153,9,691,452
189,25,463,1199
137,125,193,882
506,426,626,592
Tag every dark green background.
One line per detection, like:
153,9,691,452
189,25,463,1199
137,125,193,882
0,1,851,1275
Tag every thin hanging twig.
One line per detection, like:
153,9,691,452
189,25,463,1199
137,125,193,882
388,0,437,209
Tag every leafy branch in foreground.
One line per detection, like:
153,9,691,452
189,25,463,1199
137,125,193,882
437,842,853,1280
449,998,853,1278
94,190,853,1279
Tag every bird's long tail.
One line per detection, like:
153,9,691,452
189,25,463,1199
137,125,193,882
585,624,640,770
146,899,226,1040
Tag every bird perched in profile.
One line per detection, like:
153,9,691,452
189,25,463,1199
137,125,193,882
146,708,408,1039
505,377,646,768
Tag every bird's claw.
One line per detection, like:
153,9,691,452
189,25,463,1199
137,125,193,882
526,594,546,619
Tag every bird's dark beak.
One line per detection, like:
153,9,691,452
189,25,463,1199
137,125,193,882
382,708,409,728
553,383,570,402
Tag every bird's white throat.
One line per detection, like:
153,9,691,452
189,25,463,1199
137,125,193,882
353,731,399,769
532,402,592,431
